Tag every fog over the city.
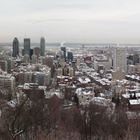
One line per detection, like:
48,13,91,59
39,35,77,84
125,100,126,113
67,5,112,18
1,0,140,43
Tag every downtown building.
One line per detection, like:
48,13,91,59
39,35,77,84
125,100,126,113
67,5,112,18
40,37,45,56
12,37,19,57
23,38,31,56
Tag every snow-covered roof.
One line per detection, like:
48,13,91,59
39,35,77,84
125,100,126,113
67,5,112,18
78,77,91,84
122,93,140,99
7,100,17,108
129,99,140,105
91,97,112,106
76,88,94,96
45,90,63,99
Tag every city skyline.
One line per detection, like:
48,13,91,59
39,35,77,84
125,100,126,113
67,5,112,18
0,1,140,139
1,0,140,43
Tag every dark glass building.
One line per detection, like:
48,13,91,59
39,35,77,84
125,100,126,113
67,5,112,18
24,38,30,55
61,47,66,61
40,37,45,56
12,37,19,57
67,52,73,62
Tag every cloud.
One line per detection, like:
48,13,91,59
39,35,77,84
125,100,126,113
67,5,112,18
1,0,140,43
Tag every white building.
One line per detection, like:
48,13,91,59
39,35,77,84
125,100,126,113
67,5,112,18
113,47,127,73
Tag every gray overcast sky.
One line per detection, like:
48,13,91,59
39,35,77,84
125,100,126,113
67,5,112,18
1,0,140,43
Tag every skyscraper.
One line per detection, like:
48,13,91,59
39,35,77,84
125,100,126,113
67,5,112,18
67,52,73,62
24,38,30,55
61,47,66,61
12,37,19,57
113,47,127,72
40,37,45,56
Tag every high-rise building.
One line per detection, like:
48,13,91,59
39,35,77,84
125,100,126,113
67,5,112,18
0,60,7,72
33,47,40,58
67,52,73,62
61,47,66,61
24,38,30,55
7,59,15,73
40,37,45,56
113,47,127,72
12,37,19,57
0,74,15,96
30,49,33,59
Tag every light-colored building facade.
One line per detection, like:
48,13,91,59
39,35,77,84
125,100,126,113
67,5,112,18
113,47,127,73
